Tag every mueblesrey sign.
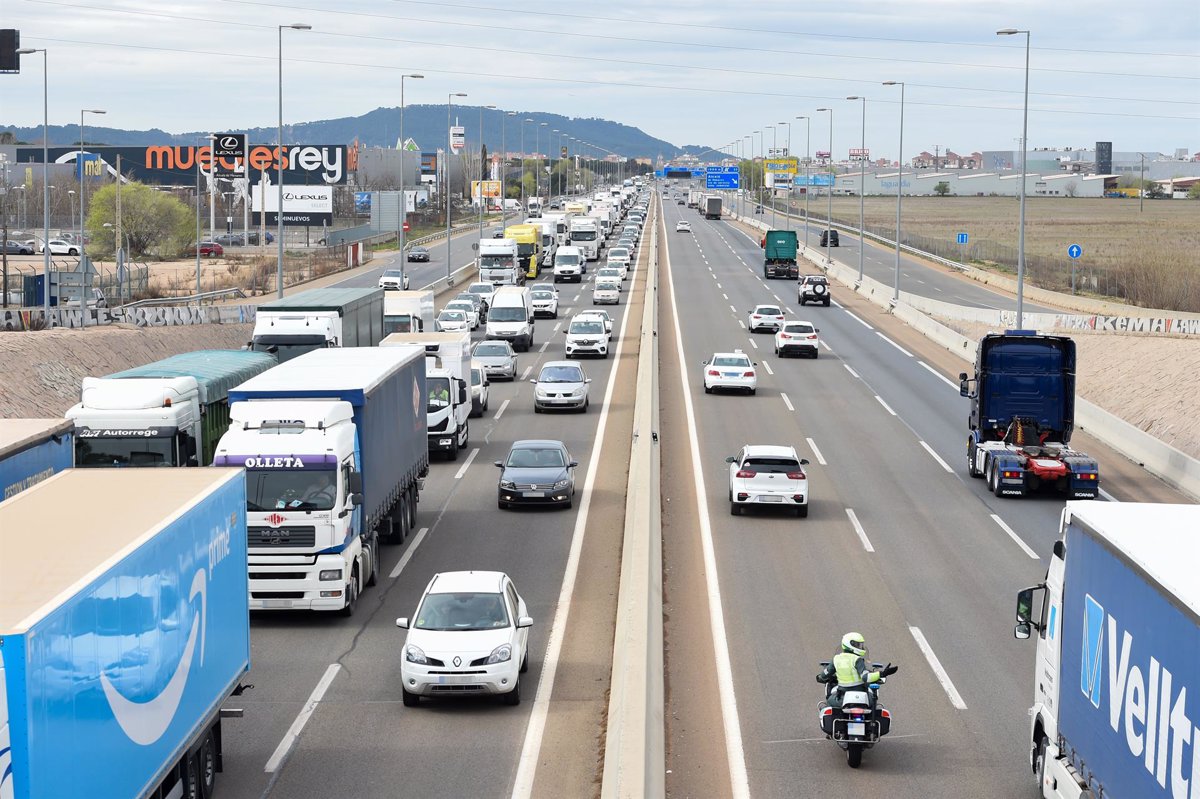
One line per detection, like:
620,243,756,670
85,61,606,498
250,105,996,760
252,184,334,226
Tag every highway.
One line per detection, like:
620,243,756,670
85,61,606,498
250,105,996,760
654,194,1188,798
217,209,650,798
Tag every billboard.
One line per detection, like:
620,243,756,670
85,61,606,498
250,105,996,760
251,185,333,226
450,126,465,153
471,180,502,199
420,152,438,175
849,148,870,160
765,158,798,175
212,133,248,178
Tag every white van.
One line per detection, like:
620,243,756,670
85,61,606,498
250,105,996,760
485,285,535,351
553,245,585,283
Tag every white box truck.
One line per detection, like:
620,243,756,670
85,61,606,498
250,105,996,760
383,290,436,334
381,332,472,460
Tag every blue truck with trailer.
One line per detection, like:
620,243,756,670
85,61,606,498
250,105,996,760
0,418,74,502
958,330,1100,498
215,346,429,613
0,468,250,799
1014,502,1200,798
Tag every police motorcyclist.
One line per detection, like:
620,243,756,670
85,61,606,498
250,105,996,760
816,632,899,708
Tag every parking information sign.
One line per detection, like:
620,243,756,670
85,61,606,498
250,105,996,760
706,166,740,190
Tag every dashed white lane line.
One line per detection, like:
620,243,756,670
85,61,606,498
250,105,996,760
845,509,875,553
762,360,774,375
844,310,874,330
520,365,533,380
716,283,723,289
573,293,581,302
844,364,861,379
806,437,827,465
785,307,796,315
738,320,747,329
876,332,914,358
918,441,954,473
781,392,794,412
990,514,1041,559
539,341,550,353
553,322,562,332
493,398,511,420
919,360,960,390
722,293,729,300
747,339,759,349
909,626,968,710
1099,487,1120,502
771,294,781,302
453,447,480,479
875,395,897,415
265,664,342,773
819,340,832,352
388,527,430,579
729,304,737,313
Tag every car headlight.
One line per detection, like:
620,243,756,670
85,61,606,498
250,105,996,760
319,569,342,581
405,644,428,665
485,643,512,665
500,479,516,489
553,478,570,489
571,387,586,397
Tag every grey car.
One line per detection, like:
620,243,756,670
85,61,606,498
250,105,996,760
495,439,578,509
472,340,517,380
530,361,591,413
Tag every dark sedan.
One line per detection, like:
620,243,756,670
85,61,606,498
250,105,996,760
407,246,430,262
495,439,578,510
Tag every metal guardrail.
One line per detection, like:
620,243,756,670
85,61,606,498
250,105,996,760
119,287,247,308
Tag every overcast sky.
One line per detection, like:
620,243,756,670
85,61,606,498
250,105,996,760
5,0,1198,160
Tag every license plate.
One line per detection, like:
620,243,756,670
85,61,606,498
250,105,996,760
525,491,546,498
848,722,866,736
262,599,292,609
723,372,740,377
761,496,783,503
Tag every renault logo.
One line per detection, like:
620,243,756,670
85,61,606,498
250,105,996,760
452,656,462,667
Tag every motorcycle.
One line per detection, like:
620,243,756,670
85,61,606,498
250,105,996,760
817,660,894,768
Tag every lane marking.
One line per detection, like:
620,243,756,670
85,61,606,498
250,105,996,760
819,340,832,352
729,304,737,313
722,293,729,300
875,395,897,415
845,509,875,553
539,341,549,353
493,398,510,420
716,283,722,289
738,320,746,329
781,392,794,412
453,447,480,480
762,360,774,375
553,322,562,332
990,514,1041,559
844,364,861,379
265,664,341,773
909,626,968,710
806,437,827,466
844,310,874,330
747,339,758,349
875,332,914,358
785,306,795,315
918,441,954,473
919,360,959,390
1099,487,1120,502
573,293,581,302
520,365,533,380
388,527,430,579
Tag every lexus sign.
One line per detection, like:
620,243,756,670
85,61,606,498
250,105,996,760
252,185,334,227
212,133,247,177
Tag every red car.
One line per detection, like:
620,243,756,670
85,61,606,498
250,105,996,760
193,241,224,257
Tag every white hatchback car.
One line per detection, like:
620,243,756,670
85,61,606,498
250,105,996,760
530,287,560,319
726,445,811,517
774,321,820,358
702,350,757,395
596,266,625,287
436,309,470,333
676,221,692,233
748,304,785,333
444,300,480,329
397,571,532,706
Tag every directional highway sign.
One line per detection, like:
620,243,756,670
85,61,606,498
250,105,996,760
1068,244,1082,259
706,166,740,190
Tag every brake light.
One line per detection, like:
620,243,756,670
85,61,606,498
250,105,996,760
780,334,791,339
707,369,720,376
735,470,756,478
786,471,806,480
743,371,755,377
880,709,891,719
821,707,833,717
1002,470,1022,479
807,335,817,340
1077,472,1098,481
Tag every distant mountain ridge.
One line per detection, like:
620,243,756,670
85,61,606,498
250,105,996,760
2,106,714,161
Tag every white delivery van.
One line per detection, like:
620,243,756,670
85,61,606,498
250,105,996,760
553,245,585,283
486,285,535,351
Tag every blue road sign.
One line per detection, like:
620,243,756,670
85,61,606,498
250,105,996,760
1068,244,1082,259
956,232,969,245
706,166,740,190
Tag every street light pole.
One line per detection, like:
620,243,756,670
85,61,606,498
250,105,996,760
798,116,811,248
551,128,560,197
816,108,833,264
398,73,424,263
1139,153,1146,213
883,82,906,303
846,96,867,284
765,125,777,228
521,118,532,210
277,23,311,298
16,47,51,316
445,93,467,285
477,104,496,245
504,111,516,209
997,28,1031,327
78,108,105,327
742,136,752,217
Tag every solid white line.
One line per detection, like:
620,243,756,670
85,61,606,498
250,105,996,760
511,207,648,799
844,310,874,330
388,527,430,579
265,664,341,773
493,398,510,420
875,332,914,357
990,514,1041,559
454,447,480,479
845,509,875,553
661,204,752,799
874,395,897,415
819,340,832,352
538,341,549,353
909,626,968,710
520,365,533,380
918,441,954,473
806,437,827,466
844,364,861,379
919,360,959,390
762,360,774,375
781,392,795,411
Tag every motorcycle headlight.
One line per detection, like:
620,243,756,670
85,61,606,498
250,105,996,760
485,643,512,665
553,478,570,490
405,645,428,664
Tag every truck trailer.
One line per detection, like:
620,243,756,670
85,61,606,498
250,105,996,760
66,350,277,468
250,287,385,362
959,331,1100,498
1014,502,1200,799
704,195,722,220
216,347,429,612
762,230,799,279
0,418,74,501
0,468,250,799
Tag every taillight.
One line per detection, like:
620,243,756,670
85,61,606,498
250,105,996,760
821,707,833,717
880,709,891,719
743,371,755,377
735,469,756,478
1002,470,1022,479
786,471,806,480
780,334,791,339
707,369,720,376
807,335,817,340
1077,473,1098,481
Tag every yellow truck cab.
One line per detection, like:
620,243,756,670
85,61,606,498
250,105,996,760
504,223,543,281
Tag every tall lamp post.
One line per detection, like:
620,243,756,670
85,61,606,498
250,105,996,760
520,118,532,209
883,81,906,303
16,47,50,316
277,23,311,298
997,28,1031,327
778,122,791,229
477,104,496,244
816,108,834,263
551,129,560,196
504,111,516,208
398,73,423,263
539,123,548,199
445,92,468,284
797,116,811,247
752,131,762,214
78,108,105,327
764,125,777,227
846,96,867,283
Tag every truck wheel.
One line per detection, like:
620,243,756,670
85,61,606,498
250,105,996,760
182,751,202,799
447,445,458,462
364,541,378,587
989,464,1005,498
197,731,216,799
1034,735,1048,789
339,569,358,617
967,439,981,478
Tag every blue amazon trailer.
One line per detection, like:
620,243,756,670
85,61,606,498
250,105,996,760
0,468,250,799
0,419,74,502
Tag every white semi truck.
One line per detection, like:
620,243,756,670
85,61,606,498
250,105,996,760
383,290,436,334
250,287,385,363
569,216,601,261
478,238,523,285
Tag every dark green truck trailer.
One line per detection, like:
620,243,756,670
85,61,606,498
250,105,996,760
763,230,799,279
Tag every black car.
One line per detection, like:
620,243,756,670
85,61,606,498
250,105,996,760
407,246,430,262
245,230,275,245
495,439,578,510
820,230,840,247
214,233,246,247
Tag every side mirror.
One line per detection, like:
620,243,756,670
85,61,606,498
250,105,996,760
529,378,538,384
568,460,579,468
1014,622,1031,640
585,378,592,384
396,617,409,629
800,458,810,465
348,472,363,494
494,460,504,468
1016,587,1035,624
517,616,533,629
725,456,736,463
350,493,363,507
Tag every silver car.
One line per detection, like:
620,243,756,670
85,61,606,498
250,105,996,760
472,340,517,380
531,361,591,413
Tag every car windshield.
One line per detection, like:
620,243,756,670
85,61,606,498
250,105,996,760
446,303,472,313
609,248,629,258
383,269,403,277
245,468,337,512
599,269,621,277
755,307,782,316
556,255,580,266
427,376,452,411
532,291,554,301
415,592,510,631
570,321,604,334
507,447,566,468
473,343,511,357
412,247,428,254
744,457,801,473
539,365,584,383
469,285,492,295
480,255,514,268
489,306,527,322
783,323,815,334
596,280,620,290
571,231,597,241
712,356,751,368
76,435,178,468
439,310,465,321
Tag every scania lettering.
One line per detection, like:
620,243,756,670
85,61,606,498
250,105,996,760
251,287,385,362
1014,502,1200,799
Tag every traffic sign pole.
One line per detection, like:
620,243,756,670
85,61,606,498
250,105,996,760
1068,244,1082,294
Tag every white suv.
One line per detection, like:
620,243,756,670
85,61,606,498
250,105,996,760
565,315,609,358
397,571,532,706
726,445,811,517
